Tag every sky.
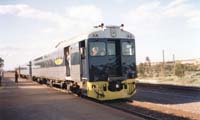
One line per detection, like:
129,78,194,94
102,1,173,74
0,0,200,70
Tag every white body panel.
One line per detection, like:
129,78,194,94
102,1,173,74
20,69,29,76
32,66,66,80
20,64,29,76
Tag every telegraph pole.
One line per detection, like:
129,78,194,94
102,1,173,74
162,50,165,76
173,54,175,75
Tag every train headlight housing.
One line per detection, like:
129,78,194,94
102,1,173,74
116,84,119,88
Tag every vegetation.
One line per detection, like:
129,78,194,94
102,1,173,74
137,62,200,77
175,63,185,77
137,60,200,87
137,63,145,77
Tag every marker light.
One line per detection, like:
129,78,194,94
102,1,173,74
120,24,124,31
98,23,104,28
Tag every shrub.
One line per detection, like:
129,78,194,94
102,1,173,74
138,63,145,77
175,63,185,77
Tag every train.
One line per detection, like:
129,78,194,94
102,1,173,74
19,24,137,100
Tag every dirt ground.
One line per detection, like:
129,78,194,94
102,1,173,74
136,72,200,87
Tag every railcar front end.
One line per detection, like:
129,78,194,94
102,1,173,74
86,36,136,100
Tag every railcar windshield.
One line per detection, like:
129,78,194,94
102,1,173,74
88,39,136,82
89,42,106,56
122,41,134,55
107,42,116,56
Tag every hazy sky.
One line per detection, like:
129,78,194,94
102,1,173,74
0,0,200,70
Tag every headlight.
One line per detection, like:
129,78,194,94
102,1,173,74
116,84,119,88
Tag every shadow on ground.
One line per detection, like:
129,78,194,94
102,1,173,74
102,99,192,120
131,84,200,104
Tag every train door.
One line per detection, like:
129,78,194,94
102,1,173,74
64,46,70,77
79,40,88,93
70,43,81,81
107,40,122,77
79,40,87,79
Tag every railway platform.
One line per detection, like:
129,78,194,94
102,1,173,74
0,72,143,120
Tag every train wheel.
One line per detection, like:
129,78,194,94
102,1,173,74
50,80,54,87
77,89,82,97
38,78,42,84
37,78,40,83
69,82,82,96
61,83,67,89
43,79,47,84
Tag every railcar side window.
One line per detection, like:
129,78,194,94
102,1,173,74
107,42,116,55
90,42,106,56
122,41,134,55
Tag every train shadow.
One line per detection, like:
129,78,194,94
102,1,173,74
102,99,192,120
132,84,200,104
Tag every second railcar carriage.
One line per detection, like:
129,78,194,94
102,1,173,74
20,24,137,100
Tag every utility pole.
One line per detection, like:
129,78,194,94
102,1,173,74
163,50,165,64
162,50,165,77
173,54,175,75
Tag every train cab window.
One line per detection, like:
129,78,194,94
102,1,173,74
122,41,134,55
107,42,116,56
90,42,106,56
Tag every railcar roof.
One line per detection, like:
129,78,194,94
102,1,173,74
30,25,135,62
56,26,134,48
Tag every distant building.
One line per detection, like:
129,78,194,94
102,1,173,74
195,58,200,65
144,58,200,66
178,58,200,65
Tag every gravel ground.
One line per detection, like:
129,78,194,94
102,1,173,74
129,84,200,120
